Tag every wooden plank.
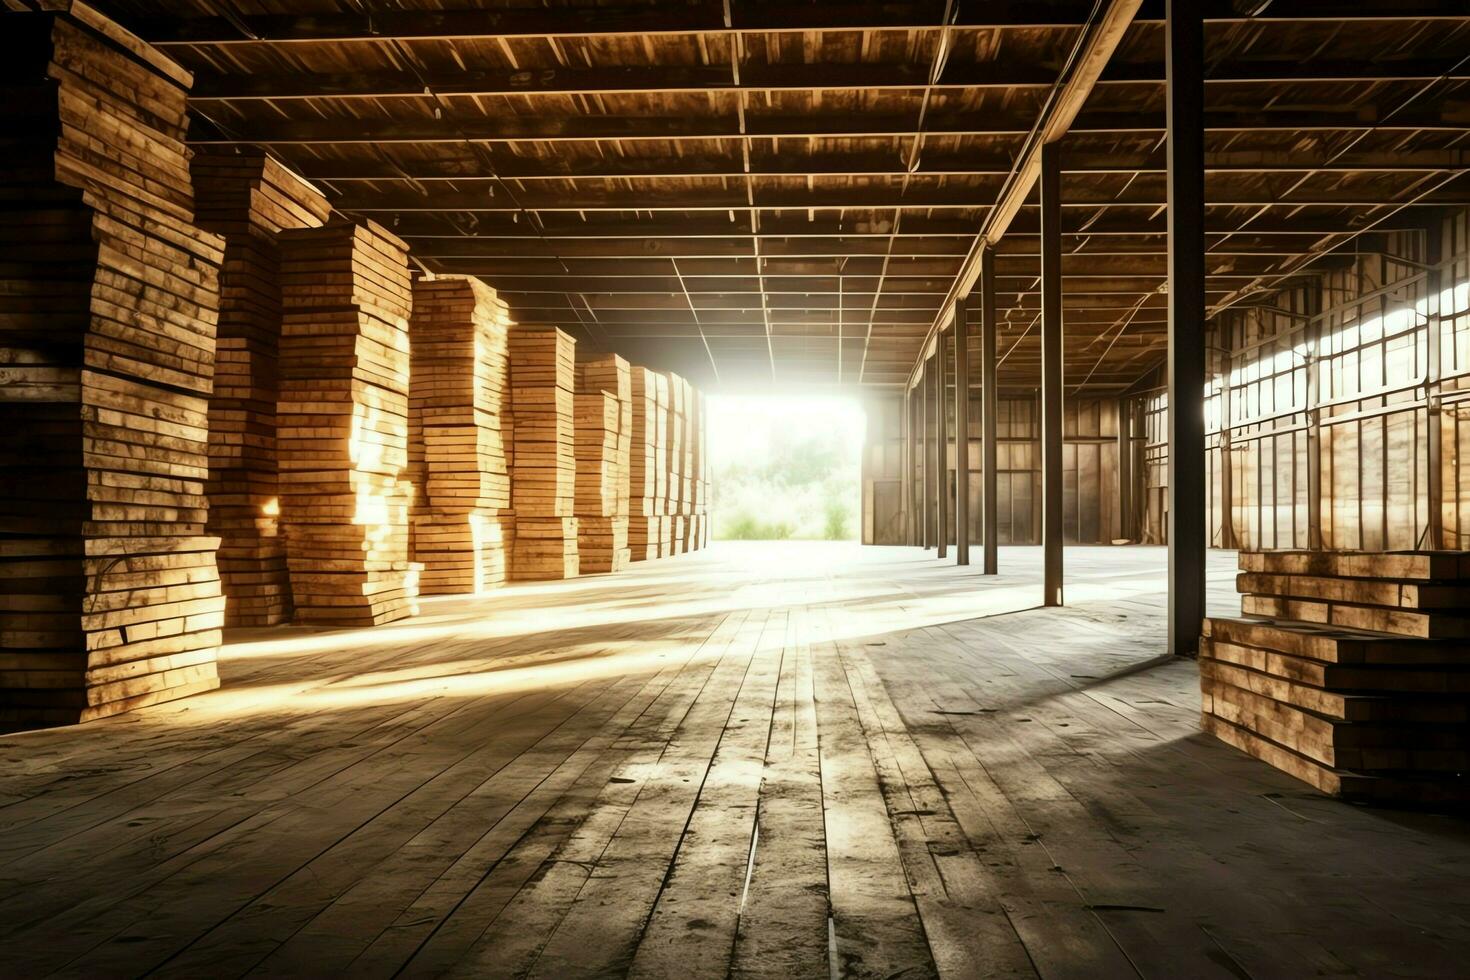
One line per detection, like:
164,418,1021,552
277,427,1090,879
727,605,830,979
810,610,938,979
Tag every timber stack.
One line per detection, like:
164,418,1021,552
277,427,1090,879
510,327,578,580
0,5,716,729
691,389,709,548
576,354,631,573
666,373,686,555
408,277,513,595
653,373,673,556
1202,550,1470,806
276,221,419,626
0,9,225,727
191,148,331,626
627,368,661,561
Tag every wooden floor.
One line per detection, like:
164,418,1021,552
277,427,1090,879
3,543,1469,978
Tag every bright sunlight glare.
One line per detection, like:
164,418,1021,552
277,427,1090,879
707,394,866,542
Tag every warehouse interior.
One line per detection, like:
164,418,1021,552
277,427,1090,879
3,0,1470,975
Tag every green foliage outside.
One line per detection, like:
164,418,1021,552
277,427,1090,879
712,412,861,541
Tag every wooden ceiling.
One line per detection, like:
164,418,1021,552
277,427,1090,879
89,0,1470,392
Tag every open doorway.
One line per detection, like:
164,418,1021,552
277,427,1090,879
707,395,865,542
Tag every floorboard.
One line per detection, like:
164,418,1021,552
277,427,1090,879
2,542,1468,978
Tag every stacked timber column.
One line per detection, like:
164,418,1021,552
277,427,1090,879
575,353,631,573
509,327,578,580
627,368,659,560
408,277,513,595
665,373,686,555
679,377,696,552
692,390,709,548
653,372,672,556
191,149,331,626
0,9,225,727
276,221,418,626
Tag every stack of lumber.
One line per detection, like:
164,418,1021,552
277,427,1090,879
1201,550,1470,806
0,8,226,727
666,373,686,555
408,277,513,594
191,148,331,626
576,354,632,573
680,376,698,552
690,389,709,549
627,368,661,561
652,373,673,555
510,327,578,580
276,221,419,625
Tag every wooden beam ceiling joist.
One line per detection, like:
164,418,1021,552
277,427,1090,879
337,189,1466,214
190,58,1470,102
190,108,1459,145
295,150,1470,183
130,1,1470,45
390,212,1396,243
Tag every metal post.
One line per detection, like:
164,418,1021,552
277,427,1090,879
1117,396,1132,541
936,333,949,559
1219,325,1237,549
903,386,914,545
955,299,971,565
1166,0,1206,655
981,246,1000,575
921,358,932,549
1305,285,1323,551
1426,217,1444,550
1040,141,1064,607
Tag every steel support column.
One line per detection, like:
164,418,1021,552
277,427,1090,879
980,247,999,575
936,334,949,559
1166,0,1206,655
1117,396,1133,541
902,386,914,545
1426,217,1444,551
1040,141,1064,607
954,299,971,565
921,359,933,549
1219,328,1237,549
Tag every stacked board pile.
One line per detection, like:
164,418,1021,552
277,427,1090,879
276,221,419,625
575,354,632,573
408,277,513,594
666,373,686,555
653,372,674,556
191,148,331,626
0,9,226,727
510,328,578,580
690,389,709,548
1201,550,1470,806
627,368,664,561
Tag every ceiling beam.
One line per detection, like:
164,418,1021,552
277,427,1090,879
293,149,1470,182
189,57,1470,101
190,108,1458,145
389,212,1394,241
128,1,1470,45
334,184,1465,213
910,0,1142,388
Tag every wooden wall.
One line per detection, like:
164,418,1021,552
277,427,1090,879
865,393,1122,547
861,392,905,544
1137,207,1470,551
873,209,1470,554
